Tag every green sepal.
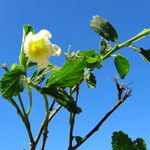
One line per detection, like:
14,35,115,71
19,24,34,67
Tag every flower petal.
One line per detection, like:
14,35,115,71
51,44,61,56
38,29,52,39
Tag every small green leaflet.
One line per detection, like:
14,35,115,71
41,87,81,114
90,15,118,42
114,54,130,79
0,65,26,99
46,58,86,88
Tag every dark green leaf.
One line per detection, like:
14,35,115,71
112,131,147,150
140,48,150,62
46,58,86,88
75,136,82,143
0,65,26,99
112,131,133,150
90,15,118,42
133,138,147,150
114,54,130,79
41,87,81,113
100,38,112,56
84,69,96,88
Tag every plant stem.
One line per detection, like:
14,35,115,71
68,89,79,150
40,95,50,150
102,29,150,60
35,103,62,146
41,99,57,149
18,94,35,147
7,98,35,148
72,100,123,149
18,94,27,116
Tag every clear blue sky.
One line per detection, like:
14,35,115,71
0,0,150,150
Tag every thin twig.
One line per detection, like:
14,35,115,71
48,105,62,122
35,102,61,145
40,95,51,150
40,119,49,150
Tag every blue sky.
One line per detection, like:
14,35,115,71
0,0,150,150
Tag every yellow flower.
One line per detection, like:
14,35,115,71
24,29,61,68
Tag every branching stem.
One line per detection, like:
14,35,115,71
102,29,150,60
72,98,126,150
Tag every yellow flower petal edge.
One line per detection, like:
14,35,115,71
24,29,61,69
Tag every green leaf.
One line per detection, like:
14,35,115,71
19,25,34,67
140,48,150,62
100,38,112,56
114,54,130,79
133,138,147,150
0,65,26,99
84,68,96,88
41,87,81,113
90,15,118,42
112,131,134,150
112,131,147,150
31,64,60,84
78,50,102,69
46,58,86,88
46,50,101,88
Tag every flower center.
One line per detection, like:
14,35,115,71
28,39,49,59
